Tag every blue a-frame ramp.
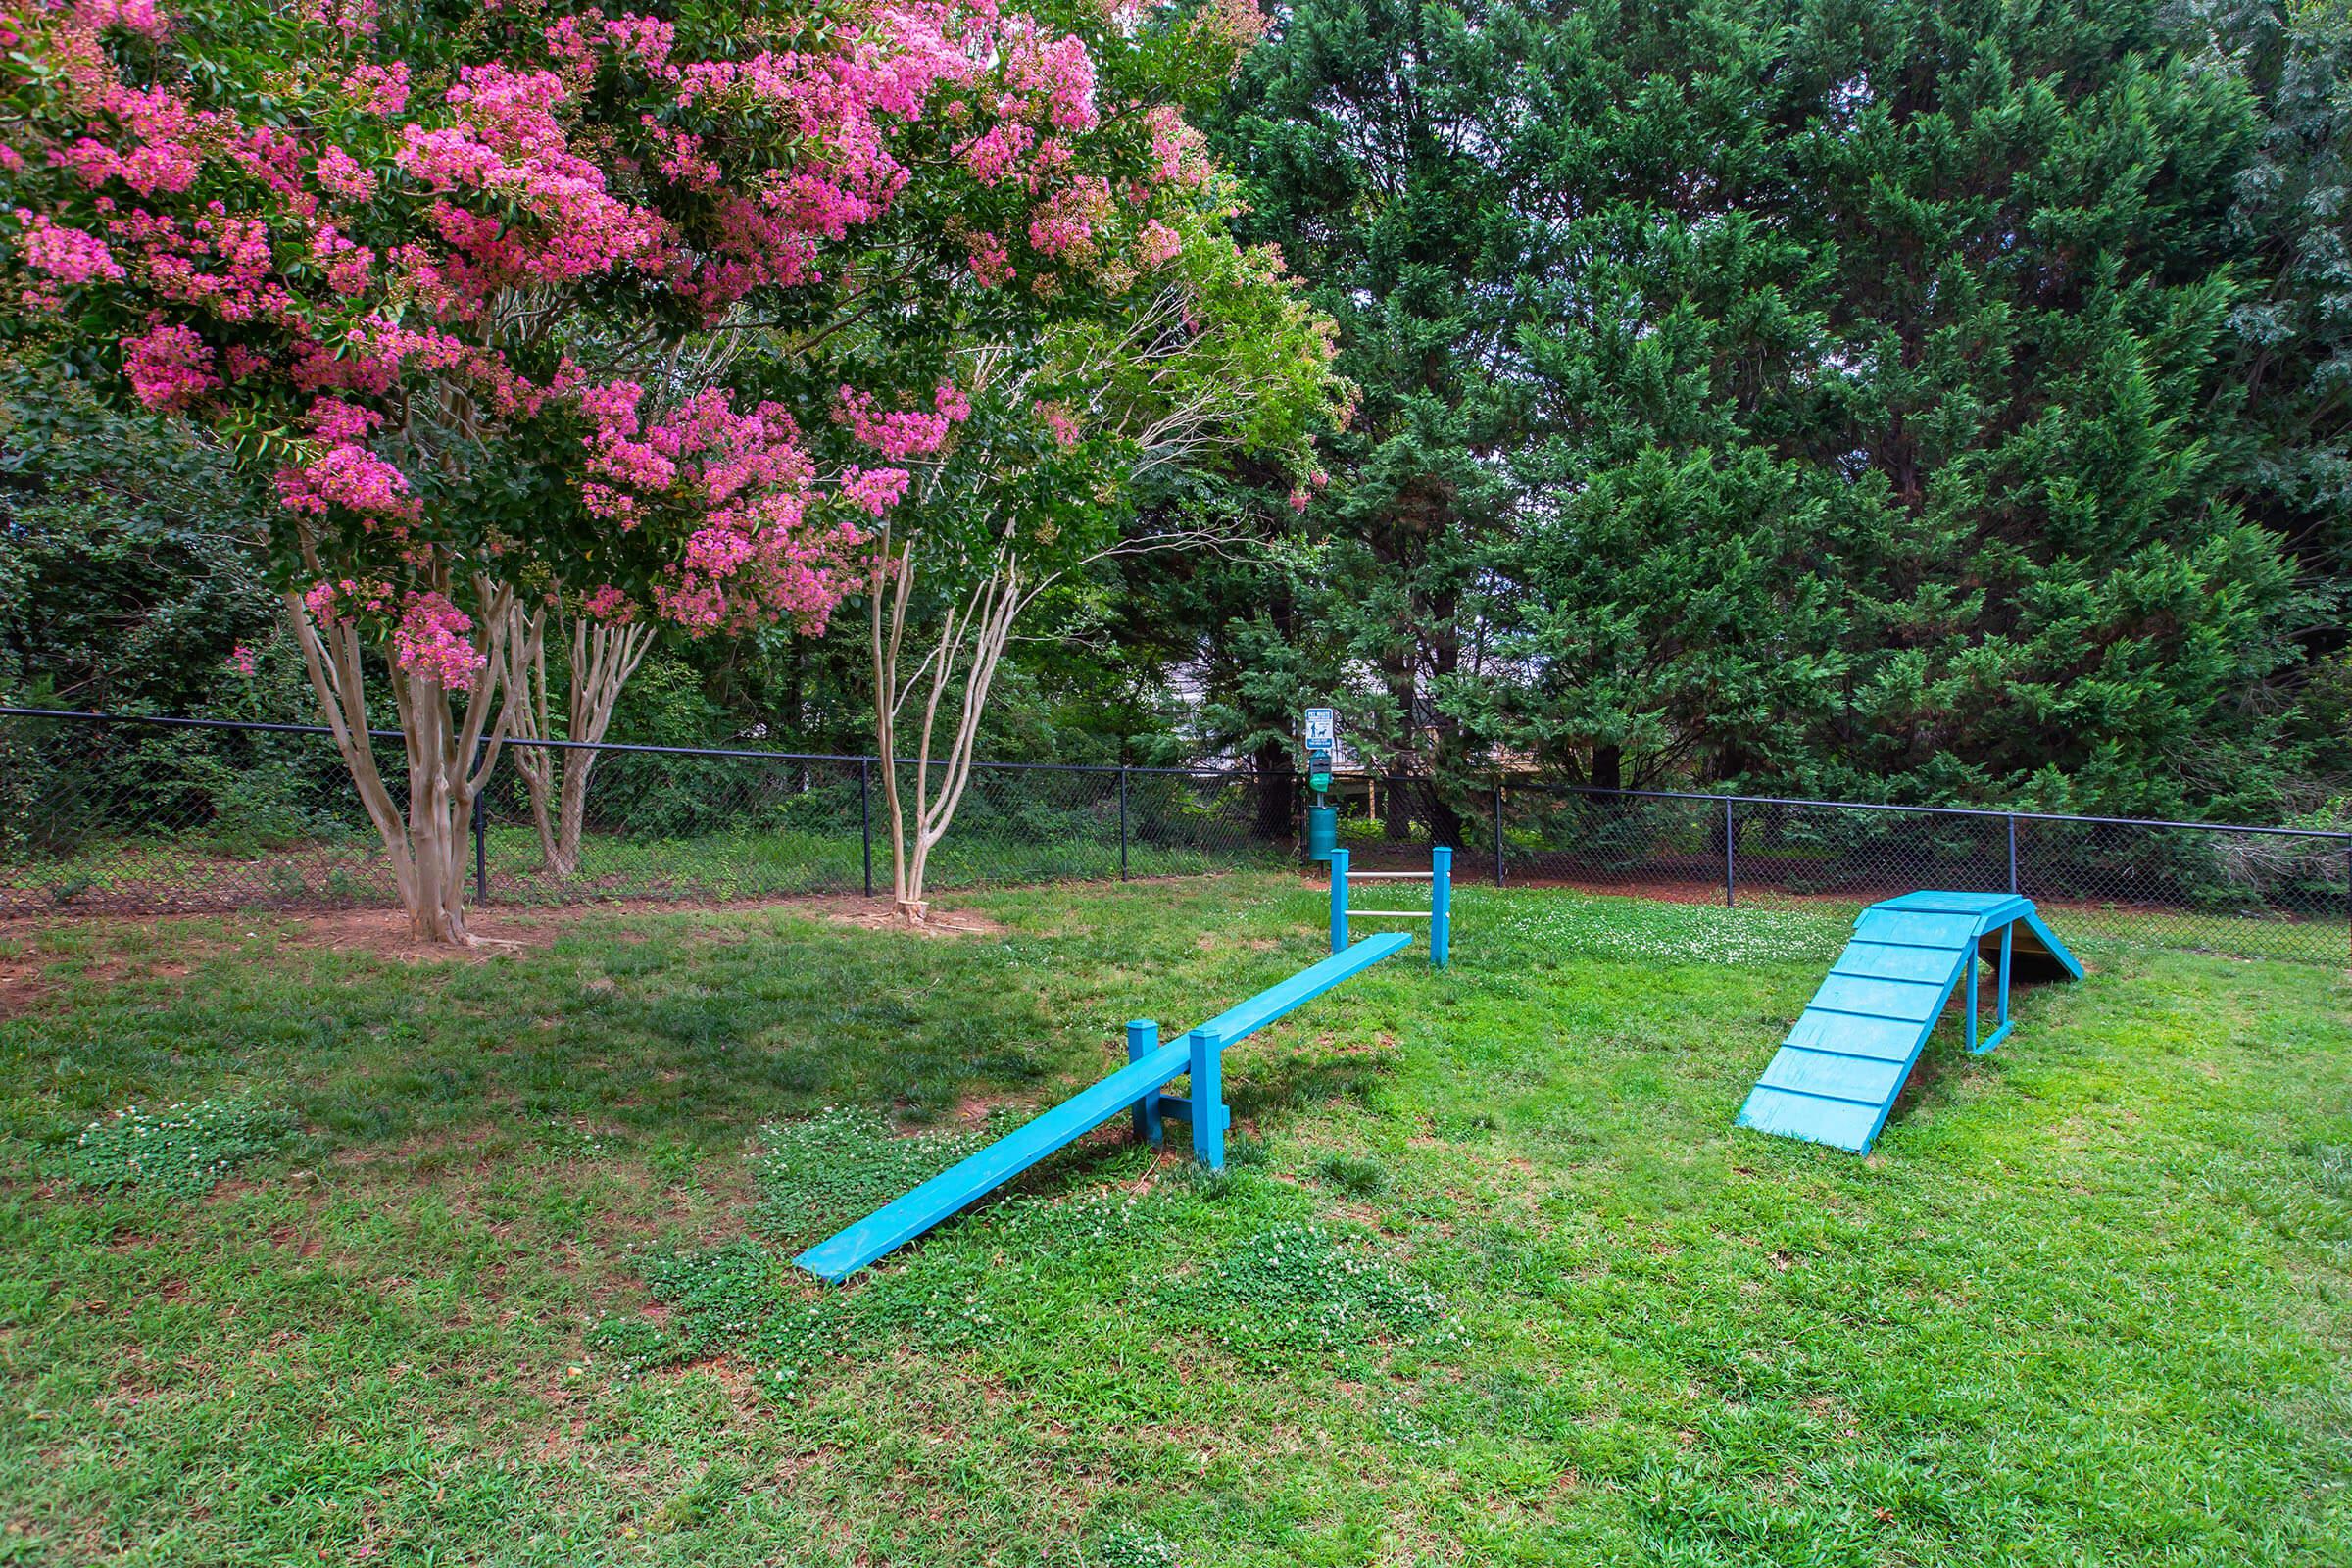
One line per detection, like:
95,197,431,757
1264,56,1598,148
795,933,1411,1283
1737,892,2083,1155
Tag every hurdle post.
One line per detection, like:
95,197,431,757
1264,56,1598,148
1126,1019,1161,1146
1187,1026,1229,1170
1329,846,1349,955
1432,845,1452,968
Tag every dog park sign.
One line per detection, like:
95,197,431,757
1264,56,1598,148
1303,706,1336,792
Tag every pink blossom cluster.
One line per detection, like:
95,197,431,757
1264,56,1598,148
302,576,394,627
1001,26,1098,132
966,230,1014,288
224,642,258,678
273,441,419,525
581,584,635,623
0,0,1253,677
1035,400,1080,448
1144,105,1213,189
574,383,864,635
344,61,410,116
108,203,292,323
121,320,217,409
1136,220,1183,270
390,591,485,690
74,0,170,40
1027,175,1112,259
297,0,377,38
394,67,669,296
838,465,910,516
311,146,377,203
13,208,123,307
835,382,970,458
54,81,206,196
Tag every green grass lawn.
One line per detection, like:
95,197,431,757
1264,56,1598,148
0,875,2345,1565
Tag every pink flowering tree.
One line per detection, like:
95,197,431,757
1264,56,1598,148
843,0,1349,920
0,0,1293,941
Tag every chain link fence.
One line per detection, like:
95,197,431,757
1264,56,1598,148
1487,784,2349,966
0,709,1295,916
3,709,2345,966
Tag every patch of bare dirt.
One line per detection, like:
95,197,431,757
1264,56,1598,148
810,898,1006,939
0,892,1008,988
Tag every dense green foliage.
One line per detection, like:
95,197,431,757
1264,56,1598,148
0,879,2343,1560
1205,0,2352,818
8,0,2350,828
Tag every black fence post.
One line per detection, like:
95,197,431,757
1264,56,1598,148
859,759,873,898
1493,782,1505,887
2007,813,2019,895
471,755,488,906
1723,797,1736,908
1117,765,1130,881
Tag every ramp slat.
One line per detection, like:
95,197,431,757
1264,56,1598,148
1736,1086,1886,1152
1814,973,1952,1023
1833,942,1964,983
1855,909,1981,949
1757,1048,1911,1104
1784,1011,1921,1061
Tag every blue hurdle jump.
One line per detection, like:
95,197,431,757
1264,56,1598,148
794,932,1412,1283
1329,846,1451,967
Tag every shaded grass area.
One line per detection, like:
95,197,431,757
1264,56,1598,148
0,875,2345,1565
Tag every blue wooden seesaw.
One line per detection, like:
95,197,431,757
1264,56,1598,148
1736,891,2084,1155
797,848,1459,1282
795,930,1415,1283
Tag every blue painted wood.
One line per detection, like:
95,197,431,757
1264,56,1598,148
1856,909,1983,949
1432,846,1452,969
1126,1020,1160,1146
1330,847,1349,956
1737,891,2082,1155
1738,1087,1885,1151
1190,1026,1228,1169
1756,1050,1910,1103
1190,932,1411,1045
1784,1011,1921,1061
794,1041,1190,1281
1832,942,1958,983
1815,973,1949,1022
2006,908,2085,980
796,933,1413,1282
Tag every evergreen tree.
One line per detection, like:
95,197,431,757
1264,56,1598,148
1217,0,2340,817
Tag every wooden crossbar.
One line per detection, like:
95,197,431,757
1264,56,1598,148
1349,871,1433,880
1350,908,1432,918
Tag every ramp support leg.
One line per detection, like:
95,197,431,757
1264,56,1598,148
1127,1019,1162,1146
1999,924,2013,1026
1189,1026,1229,1170
1969,922,2019,1055
1965,947,1978,1049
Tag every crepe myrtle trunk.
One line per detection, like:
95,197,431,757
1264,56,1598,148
285,576,520,947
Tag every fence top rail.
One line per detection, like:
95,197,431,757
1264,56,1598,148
8,704,2343,843
1493,780,2352,843
0,706,1266,781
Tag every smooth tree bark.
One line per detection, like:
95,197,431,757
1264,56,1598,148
284,571,520,945
504,607,652,879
